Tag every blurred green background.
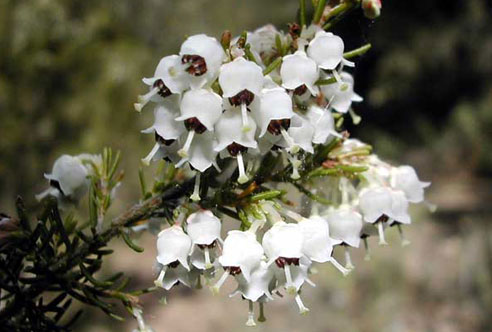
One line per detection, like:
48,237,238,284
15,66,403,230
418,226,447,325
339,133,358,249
1,0,492,331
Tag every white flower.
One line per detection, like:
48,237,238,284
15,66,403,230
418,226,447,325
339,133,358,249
186,210,222,269
37,155,89,202
176,89,223,132
230,261,274,302
358,186,393,224
321,72,362,114
156,263,192,290
388,189,411,225
141,103,186,166
277,114,315,154
154,225,193,288
214,110,258,183
324,205,363,270
304,104,339,144
212,230,264,294
307,31,345,70
280,51,319,96
180,34,226,89
176,130,217,173
219,57,264,132
323,206,364,246
135,55,189,112
248,25,284,62
219,57,264,98
252,87,294,138
390,165,430,203
298,216,336,263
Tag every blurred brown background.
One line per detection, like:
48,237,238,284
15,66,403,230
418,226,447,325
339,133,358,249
1,0,492,331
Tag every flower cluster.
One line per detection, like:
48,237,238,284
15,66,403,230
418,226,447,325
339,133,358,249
152,151,429,326
135,25,361,201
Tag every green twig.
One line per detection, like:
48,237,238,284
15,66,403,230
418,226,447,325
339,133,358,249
344,43,372,59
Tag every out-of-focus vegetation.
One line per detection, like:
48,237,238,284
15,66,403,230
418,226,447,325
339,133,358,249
1,0,491,331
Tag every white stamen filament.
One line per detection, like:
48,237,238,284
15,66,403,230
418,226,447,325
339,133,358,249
342,58,355,67
377,222,388,246
178,130,195,158
363,237,371,261
344,246,355,270
329,257,350,276
397,224,411,247
306,278,316,288
258,302,266,322
190,172,201,202
240,103,252,132
248,219,265,234
246,301,256,327
280,128,300,154
284,264,296,295
237,152,249,184
154,266,168,288
281,209,304,223
35,188,54,201
204,246,213,269
142,143,160,166
133,308,146,331
348,109,361,125
211,270,230,295
294,294,310,315
134,87,159,112
332,70,348,91
260,202,283,224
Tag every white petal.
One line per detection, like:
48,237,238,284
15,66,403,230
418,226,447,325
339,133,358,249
280,51,319,94
175,89,223,130
214,110,258,152
253,88,294,137
219,57,264,97
186,210,222,245
156,226,192,270
307,31,344,70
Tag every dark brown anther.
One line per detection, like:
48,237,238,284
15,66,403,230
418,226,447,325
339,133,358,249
226,143,248,157
182,54,208,76
168,260,180,269
184,117,207,134
155,132,175,146
236,36,246,49
377,215,389,223
275,257,300,268
153,79,172,98
228,89,255,106
293,84,308,96
288,23,301,40
267,119,291,135
226,266,242,276
271,145,282,151
197,240,217,250
49,180,65,195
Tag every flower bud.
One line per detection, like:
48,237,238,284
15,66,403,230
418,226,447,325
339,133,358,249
362,0,382,20
0,214,20,245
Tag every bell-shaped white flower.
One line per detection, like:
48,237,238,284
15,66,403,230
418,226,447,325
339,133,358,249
179,34,226,89
321,72,362,114
156,263,192,290
214,110,257,183
277,114,315,154
325,210,359,239
213,230,264,294
141,103,186,166
280,51,319,96
37,155,89,202
324,205,363,270
230,261,275,302
248,25,283,62
304,104,340,144
252,88,295,138
176,89,223,132
262,222,305,294
186,210,222,269
135,55,190,112
154,225,192,288
307,31,346,70
272,256,314,315
298,215,335,262
358,186,393,224
176,130,217,173
219,57,264,132
390,165,430,203
219,57,264,98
